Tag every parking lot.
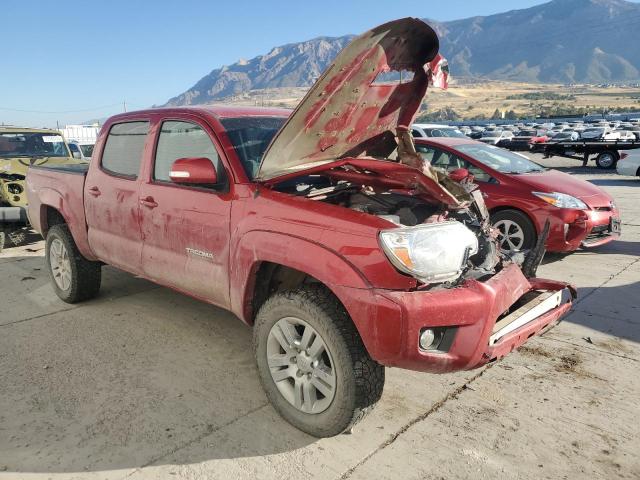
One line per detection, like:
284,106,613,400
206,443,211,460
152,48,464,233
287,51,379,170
0,153,638,480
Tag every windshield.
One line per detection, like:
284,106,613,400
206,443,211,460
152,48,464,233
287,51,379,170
425,128,467,138
482,131,501,138
456,144,544,174
220,116,287,179
0,132,69,157
79,144,94,157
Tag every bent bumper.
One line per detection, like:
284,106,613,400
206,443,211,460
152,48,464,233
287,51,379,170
337,263,574,374
0,205,28,223
543,207,620,252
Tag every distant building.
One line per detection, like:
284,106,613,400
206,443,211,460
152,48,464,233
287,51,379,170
59,124,100,143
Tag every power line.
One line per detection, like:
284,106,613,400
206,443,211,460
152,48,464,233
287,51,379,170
0,102,138,114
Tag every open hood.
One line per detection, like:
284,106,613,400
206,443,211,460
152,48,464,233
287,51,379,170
256,18,439,181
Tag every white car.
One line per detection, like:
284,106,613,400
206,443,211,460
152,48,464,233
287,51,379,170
617,130,637,141
478,130,514,145
67,140,94,161
616,151,640,177
580,127,620,141
411,123,467,138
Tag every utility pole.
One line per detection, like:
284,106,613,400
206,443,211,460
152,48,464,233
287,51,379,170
123,100,127,113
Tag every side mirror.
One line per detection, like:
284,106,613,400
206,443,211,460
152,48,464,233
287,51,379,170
169,157,217,184
71,151,82,160
449,167,472,183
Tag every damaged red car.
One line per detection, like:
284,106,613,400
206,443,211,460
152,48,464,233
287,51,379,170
26,18,574,437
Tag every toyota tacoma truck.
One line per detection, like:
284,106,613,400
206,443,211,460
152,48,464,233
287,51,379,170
26,18,574,437
0,126,82,251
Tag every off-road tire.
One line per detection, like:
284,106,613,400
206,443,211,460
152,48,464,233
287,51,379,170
45,224,102,303
491,209,537,251
254,285,385,437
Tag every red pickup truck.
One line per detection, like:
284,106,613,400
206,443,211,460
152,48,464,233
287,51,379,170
26,18,573,437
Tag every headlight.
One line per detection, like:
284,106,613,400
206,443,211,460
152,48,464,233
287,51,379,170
532,191,587,209
379,221,479,283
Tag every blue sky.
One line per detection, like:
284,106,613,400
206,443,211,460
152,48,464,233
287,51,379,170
0,0,623,127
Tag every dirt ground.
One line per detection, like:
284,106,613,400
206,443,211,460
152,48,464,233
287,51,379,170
218,82,640,120
0,153,638,480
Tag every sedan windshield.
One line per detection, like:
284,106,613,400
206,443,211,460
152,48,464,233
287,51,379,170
456,144,544,174
0,132,69,157
482,131,501,138
219,116,287,179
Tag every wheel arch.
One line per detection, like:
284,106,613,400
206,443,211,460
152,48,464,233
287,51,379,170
36,188,97,261
231,231,370,326
489,205,539,233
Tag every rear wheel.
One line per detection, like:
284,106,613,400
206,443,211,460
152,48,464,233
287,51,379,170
491,209,537,251
45,224,102,303
596,151,618,169
253,285,384,437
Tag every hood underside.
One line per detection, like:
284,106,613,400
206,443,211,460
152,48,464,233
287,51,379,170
256,18,439,181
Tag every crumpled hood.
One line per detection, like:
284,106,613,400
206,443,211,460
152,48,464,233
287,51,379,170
256,18,439,180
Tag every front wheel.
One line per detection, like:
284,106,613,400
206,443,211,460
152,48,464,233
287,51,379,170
491,209,537,251
253,285,384,437
45,224,102,303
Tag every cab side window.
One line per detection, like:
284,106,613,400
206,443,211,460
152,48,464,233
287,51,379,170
154,121,225,188
415,144,494,183
101,121,149,178
415,145,462,170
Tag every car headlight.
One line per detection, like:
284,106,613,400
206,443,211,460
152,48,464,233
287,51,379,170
532,191,587,209
379,221,479,283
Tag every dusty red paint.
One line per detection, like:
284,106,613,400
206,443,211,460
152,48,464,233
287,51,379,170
258,18,437,180
26,19,573,375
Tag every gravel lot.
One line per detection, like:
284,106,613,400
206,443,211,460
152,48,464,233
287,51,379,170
1,153,638,479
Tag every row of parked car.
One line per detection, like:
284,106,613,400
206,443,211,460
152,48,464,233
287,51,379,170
411,119,640,151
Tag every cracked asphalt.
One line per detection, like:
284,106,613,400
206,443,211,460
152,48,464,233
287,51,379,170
0,154,638,479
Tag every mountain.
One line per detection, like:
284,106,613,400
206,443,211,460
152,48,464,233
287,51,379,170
164,0,640,106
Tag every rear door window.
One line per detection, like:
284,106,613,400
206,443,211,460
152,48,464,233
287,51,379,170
101,122,149,178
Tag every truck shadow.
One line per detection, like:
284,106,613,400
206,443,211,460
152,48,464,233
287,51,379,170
571,281,640,345
0,255,315,474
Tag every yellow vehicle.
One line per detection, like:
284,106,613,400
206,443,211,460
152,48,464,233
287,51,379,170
0,126,83,250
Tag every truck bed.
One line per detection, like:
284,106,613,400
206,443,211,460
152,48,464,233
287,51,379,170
26,163,94,260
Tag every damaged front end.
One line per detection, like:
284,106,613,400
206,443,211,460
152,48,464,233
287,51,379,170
257,17,551,289
254,18,574,372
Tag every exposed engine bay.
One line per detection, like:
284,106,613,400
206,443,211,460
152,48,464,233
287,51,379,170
274,167,504,287
271,129,548,288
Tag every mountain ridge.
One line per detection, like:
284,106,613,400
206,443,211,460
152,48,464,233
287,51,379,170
164,0,640,106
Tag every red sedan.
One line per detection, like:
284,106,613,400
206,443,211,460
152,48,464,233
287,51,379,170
414,138,621,252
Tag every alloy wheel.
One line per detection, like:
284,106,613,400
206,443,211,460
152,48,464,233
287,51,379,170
494,219,525,251
49,238,72,291
266,317,336,414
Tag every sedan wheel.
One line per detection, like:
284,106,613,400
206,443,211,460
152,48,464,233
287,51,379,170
494,219,525,251
267,317,336,414
491,209,537,252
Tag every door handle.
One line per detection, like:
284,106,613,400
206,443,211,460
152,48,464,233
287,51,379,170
139,196,158,208
87,186,101,197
